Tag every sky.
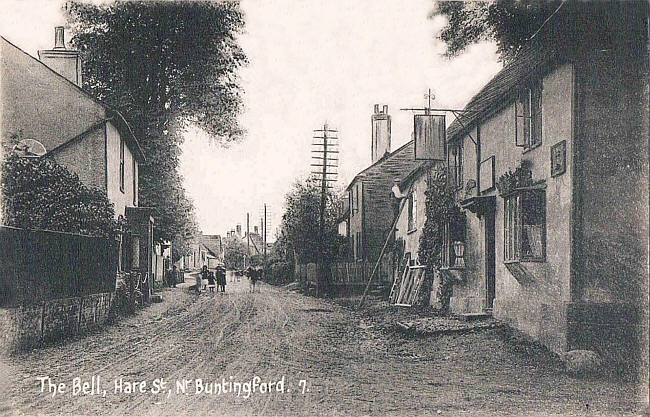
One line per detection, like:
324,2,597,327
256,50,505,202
0,0,502,241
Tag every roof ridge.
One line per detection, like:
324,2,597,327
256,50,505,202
346,140,414,189
0,35,145,161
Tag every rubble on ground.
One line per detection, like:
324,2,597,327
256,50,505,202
395,316,502,336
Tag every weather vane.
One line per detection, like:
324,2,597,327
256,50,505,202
423,88,435,114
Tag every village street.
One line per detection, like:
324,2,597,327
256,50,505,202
0,278,643,417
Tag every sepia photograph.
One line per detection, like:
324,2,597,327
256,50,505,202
0,0,648,416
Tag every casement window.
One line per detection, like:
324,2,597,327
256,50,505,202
356,183,361,214
119,137,125,192
132,158,137,206
448,141,463,189
442,212,466,269
504,189,546,262
515,80,543,150
355,231,362,260
407,191,417,231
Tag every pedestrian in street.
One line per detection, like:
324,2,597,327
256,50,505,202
207,271,216,293
247,266,259,293
195,266,205,294
200,265,209,291
171,265,178,287
219,266,227,293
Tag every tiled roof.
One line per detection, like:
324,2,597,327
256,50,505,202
200,235,222,258
347,140,424,190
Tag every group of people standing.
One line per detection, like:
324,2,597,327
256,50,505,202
197,265,226,294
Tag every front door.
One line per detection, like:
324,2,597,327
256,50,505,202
485,209,496,310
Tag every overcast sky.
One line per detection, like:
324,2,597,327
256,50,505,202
0,0,502,240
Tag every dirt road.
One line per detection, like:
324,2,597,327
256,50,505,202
1,279,645,416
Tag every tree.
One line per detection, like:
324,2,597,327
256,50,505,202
275,178,343,266
65,1,247,248
223,235,247,270
431,0,563,63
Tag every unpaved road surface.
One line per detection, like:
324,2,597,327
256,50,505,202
0,278,645,416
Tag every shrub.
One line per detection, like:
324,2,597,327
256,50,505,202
264,260,293,285
1,153,118,237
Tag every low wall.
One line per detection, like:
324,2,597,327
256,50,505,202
0,292,114,355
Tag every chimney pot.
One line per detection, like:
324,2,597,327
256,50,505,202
374,104,380,114
383,105,388,114
54,26,65,49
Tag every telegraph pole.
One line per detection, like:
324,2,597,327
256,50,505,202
311,123,339,297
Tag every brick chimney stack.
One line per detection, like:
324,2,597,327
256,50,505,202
371,104,391,164
38,26,82,87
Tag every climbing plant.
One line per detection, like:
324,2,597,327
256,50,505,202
417,167,458,312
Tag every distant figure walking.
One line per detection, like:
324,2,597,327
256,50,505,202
170,265,178,288
217,265,226,293
247,266,260,293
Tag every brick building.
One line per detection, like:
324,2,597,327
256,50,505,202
346,105,423,273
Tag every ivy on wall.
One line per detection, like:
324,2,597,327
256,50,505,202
1,153,118,238
417,167,458,312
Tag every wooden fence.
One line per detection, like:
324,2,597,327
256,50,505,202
296,258,394,288
0,226,118,307
329,258,394,286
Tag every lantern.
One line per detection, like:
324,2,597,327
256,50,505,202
453,241,465,269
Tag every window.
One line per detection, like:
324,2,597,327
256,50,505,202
504,189,546,262
356,183,361,214
407,192,417,231
355,231,362,260
515,80,543,149
119,137,125,192
132,158,137,205
442,212,466,268
448,141,463,189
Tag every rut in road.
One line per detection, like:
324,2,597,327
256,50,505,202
3,281,357,416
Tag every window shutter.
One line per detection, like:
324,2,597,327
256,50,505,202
515,94,526,147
